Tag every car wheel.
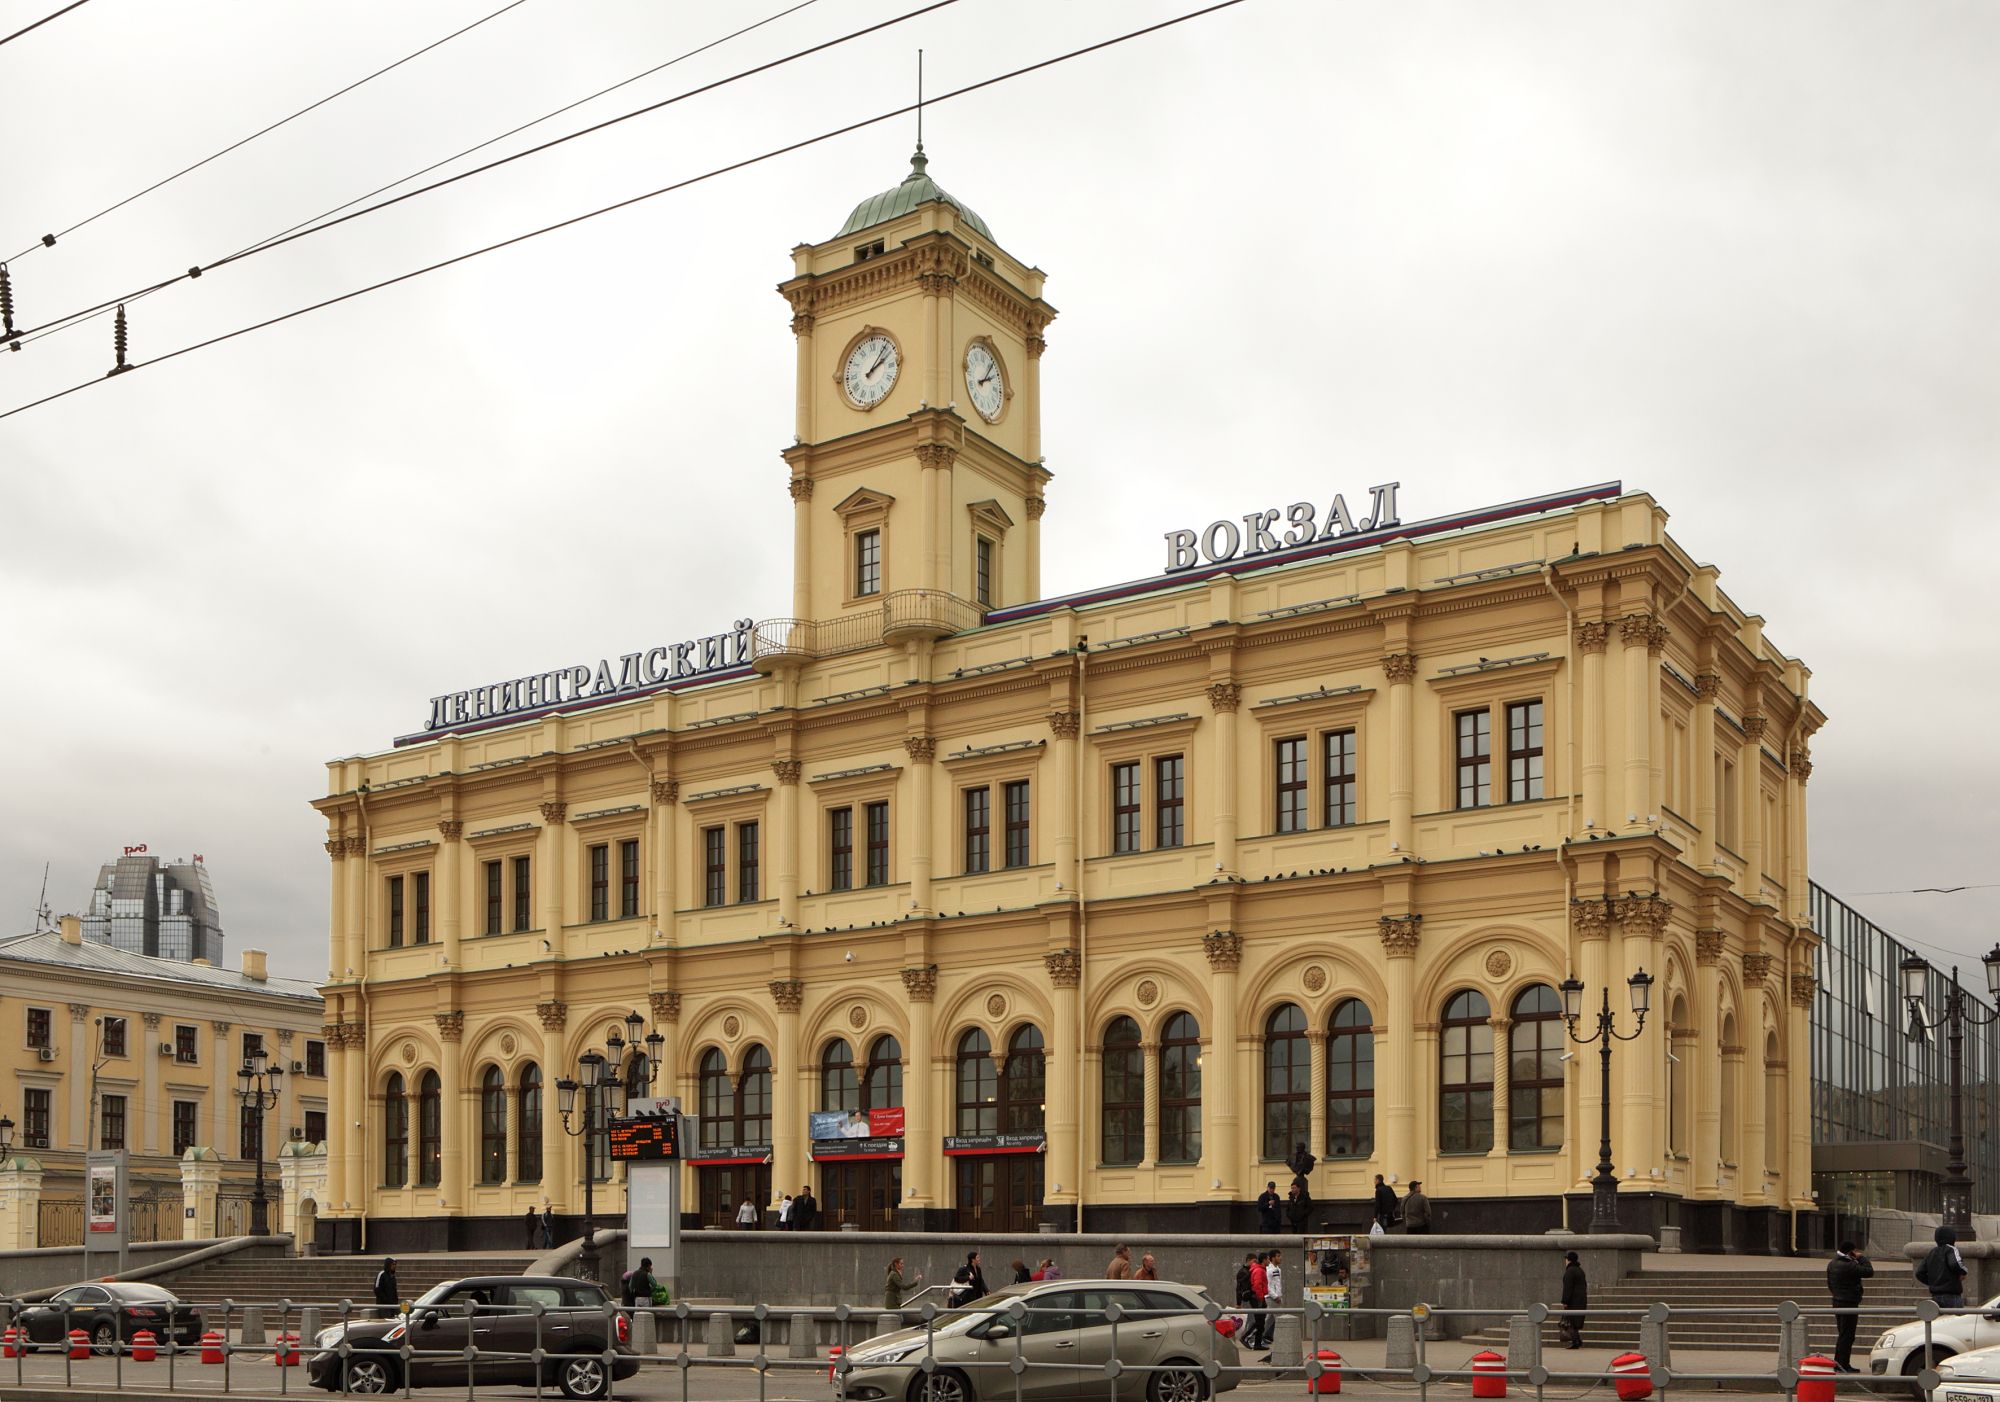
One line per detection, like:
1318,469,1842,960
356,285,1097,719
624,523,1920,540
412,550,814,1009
91,1321,119,1356
344,1355,399,1394
558,1355,610,1400
910,1368,974,1402
1904,1350,1953,1374
1149,1361,1210,1402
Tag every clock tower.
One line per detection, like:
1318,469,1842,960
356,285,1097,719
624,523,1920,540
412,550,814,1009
775,149,1055,647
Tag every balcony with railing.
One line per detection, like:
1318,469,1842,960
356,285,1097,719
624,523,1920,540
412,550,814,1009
751,590,984,671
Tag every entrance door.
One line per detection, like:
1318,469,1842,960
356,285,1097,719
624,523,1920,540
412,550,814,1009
821,1160,901,1230
954,1154,1044,1233
697,1164,771,1227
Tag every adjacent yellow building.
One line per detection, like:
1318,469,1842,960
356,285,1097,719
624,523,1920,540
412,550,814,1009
313,151,1823,1254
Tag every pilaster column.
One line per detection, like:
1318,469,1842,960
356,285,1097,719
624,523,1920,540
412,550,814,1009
1692,932,1724,1198
1378,916,1422,1174
1489,1017,1512,1157
1045,949,1082,1225
323,1021,348,1212
434,1013,464,1211
1571,899,1611,1189
142,1013,162,1155
789,308,815,444
179,1150,221,1247
1025,492,1045,604
68,1004,89,1147
918,270,949,419
1578,624,1610,828
1693,674,1720,866
1618,613,1666,824
773,762,802,929
1140,1039,1161,1169
1383,655,1418,851
1739,952,1773,1200
651,780,679,941
1045,712,1081,894
343,836,366,980
1201,933,1243,1198
1024,333,1046,464
342,1022,366,1212
1739,718,1767,898
918,443,956,597
769,980,806,1209
539,801,568,955
1786,747,1813,925
1306,1030,1328,1171
648,992,681,1109
788,476,814,625
326,836,349,980
904,736,937,914
1206,684,1241,877
1786,968,1816,1206
437,821,464,966
209,1020,234,1155
536,1001,569,1212
1614,895,1671,1179
900,966,938,1209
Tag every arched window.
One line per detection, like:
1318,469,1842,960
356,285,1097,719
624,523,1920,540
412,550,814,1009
1508,985,1563,1150
1101,1017,1144,1166
416,1070,443,1186
865,1035,903,1110
1160,1011,1202,1164
517,1063,543,1182
1000,1026,1046,1133
740,1044,773,1146
1325,999,1374,1158
383,1073,408,1188
956,1029,995,1135
1263,1004,1309,1160
479,1066,508,1184
819,1038,858,1113
699,1049,733,1148
1439,990,1494,1154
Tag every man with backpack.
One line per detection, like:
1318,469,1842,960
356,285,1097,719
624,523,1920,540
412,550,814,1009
621,1257,658,1308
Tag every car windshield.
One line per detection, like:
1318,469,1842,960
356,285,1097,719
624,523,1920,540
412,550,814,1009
107,1284,176,1302
414,1281,463,1307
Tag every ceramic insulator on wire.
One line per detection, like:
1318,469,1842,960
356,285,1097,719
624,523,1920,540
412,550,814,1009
107,303,130,376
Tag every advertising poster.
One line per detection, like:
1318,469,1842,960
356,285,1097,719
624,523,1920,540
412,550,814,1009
88,1163,119,1234
809,1108,904,1141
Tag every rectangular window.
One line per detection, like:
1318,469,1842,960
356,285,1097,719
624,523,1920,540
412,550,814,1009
1455,709,1492,809
101,1016,127,1058
1155,754,1185,849
588,843,610,922
1274,736,1309,832
512,855,532,931
172,1100,198,1156
1506,700,1544,803
963,787,991,874
703,826,726,907
101,1094,126,1151
1324,729,1357,827
242,1031,264,1067
305,1110,327,1145
865,801,890,887
855,529,881,597
26,1006,50,1050
413,871,430,944
240,1103,261,1161
737,822,761,903
828,807,854,891
484,860,503,935
620,838,641,919
174,1024,198,1065
1112,762,1142,853
975,536,995,608
1003,780,1031,869
23,1089,51,1149
387,875,405,947
306,1039,326,1077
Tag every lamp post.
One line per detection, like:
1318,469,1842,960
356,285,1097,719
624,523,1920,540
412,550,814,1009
1898,947,2000,1237
0,1112,14,1156
1560,967,1654,1233
556,1010,665,1283
235,1047,285,1236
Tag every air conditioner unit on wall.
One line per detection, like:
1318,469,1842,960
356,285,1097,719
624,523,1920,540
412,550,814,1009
159,1043,175,1057
36,1047,57,1062
291,1060,304,1074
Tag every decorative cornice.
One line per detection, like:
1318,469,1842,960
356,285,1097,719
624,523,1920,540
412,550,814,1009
437,820,464,842
1614,893,1673,938
1742,952,1774,985
651,779,680,805
1205,682,1241,714
772,760,803,786
769,978,806,1014
1378,914,1423,958
1043,949,1081,989
1789,973,1817,1008
1576,621,1611,655
535,1000,568,1032
914,443,957,471
1025,494,1047,520
1202,931,1243,972
539,801,568,826
1046,711,1081,740
1619,613,1670,653
900,965,938,1003
649,991,682,1023
434,1012,464,1043
903,735,938,763
1381,653,1419,683
915,270,956,296
1694,930,1725,966
1694,672,1722,702
1571,898,1612,940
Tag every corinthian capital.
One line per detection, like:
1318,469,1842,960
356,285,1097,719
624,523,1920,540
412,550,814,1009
769,979,806,1014
772,760,803,786
649,991,682,1023
1619,613,1670,653
434,1012,464,1043
899,965,938,1003
903,735,938,763
651,778,680,805
539,801,568,826
1205,682,1241,714
536,1000,568,1032
1378,914,1422,958
1046,712,1080,740
1043,949,1081,989
437,820,464,842
1203,931,1243,972
1576,621,1610,655
787,476,814,502
1614,893,1673,938
1381,653,1419,683
1570,898,1612,940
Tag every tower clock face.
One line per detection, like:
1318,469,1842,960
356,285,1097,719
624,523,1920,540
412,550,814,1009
964,343,1005,422
842,334,899,409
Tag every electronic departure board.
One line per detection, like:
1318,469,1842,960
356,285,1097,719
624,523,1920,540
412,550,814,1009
607,1115,680,1162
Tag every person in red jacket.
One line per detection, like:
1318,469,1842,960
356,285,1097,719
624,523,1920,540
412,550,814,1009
1247,1252,1271,1350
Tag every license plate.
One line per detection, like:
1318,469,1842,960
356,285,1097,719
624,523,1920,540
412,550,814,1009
1944,1390,1989,1402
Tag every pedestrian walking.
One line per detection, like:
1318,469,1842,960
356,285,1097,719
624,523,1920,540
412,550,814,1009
778,1194,794,1229
1011,1258,1033,1284
1917,1226,1967,1308
1038,1257,1062,1281
949,1250,989,1306
373,1258,400,1317
538,1206,555,1249
1558,1251,1587,1349
1256,1181,1282,1232
1827,1240,1873,1372
1105,1244,1133,1279
735,1197,759,1227
622,1257,657,1307
1234,1252,1256,1334
1402,1180,1431,1234
1136,1253,1159,1281
1371,1174,1397,1231
794,1185,819,1230
524,1207,539,1250
1247,1252,1271,1350
884,1256,918,1310
1266,1249,1286,1323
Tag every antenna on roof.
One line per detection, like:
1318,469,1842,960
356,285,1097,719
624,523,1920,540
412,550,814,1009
916,48,924,155
32,862,53,932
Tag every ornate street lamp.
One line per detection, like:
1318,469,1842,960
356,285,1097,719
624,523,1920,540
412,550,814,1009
556,1013,666,1283
1899,947,2000,1237
1561,967,1654,1233
0,1112,15,1155
235,1047,285,1235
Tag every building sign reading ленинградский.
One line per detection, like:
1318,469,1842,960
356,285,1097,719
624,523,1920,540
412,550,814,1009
1164,482,1401,573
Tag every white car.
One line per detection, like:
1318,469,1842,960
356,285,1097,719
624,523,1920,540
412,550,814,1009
1871,1298,2000,1381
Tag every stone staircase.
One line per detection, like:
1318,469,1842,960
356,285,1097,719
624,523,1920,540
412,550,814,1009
155,1253,541,1310
1464,1265,1933,1353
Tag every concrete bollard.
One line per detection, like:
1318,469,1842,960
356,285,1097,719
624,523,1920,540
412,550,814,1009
1272,1312,1304,1370
631,1311,658,1356
240,1306,265,1347
705,1312,736,1358
1780,1318,1809,1369
1640,1319,1672,1370
877,1312,901,1339
789,1313,817,1359
1385,1315,1417,1371
1508,1315,1541,1372
299,1306,321,1345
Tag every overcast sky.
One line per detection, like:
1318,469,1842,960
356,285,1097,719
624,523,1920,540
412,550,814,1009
2,0,1993,981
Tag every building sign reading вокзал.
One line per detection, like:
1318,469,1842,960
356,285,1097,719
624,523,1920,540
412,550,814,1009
422,618,754,734
1164,482,1400,573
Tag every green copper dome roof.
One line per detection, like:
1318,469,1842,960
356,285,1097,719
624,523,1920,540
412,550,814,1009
837,149,993,241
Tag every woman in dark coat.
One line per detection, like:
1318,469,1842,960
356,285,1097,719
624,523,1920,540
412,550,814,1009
1559,1251,1587,1349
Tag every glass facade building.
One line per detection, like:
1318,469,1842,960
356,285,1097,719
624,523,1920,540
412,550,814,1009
1812,881,2000,1217
79,855,225,963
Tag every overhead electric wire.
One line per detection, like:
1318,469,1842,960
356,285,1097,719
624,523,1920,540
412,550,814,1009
5,0,823,355
4,0,533,262
0,0,91,47
5,0,958,347
0,0,1252,423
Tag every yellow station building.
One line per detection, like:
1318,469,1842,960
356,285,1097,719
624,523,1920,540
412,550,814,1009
314,151,1824,1254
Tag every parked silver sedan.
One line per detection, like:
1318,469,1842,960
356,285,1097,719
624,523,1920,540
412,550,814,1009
838,1279,1238,1402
